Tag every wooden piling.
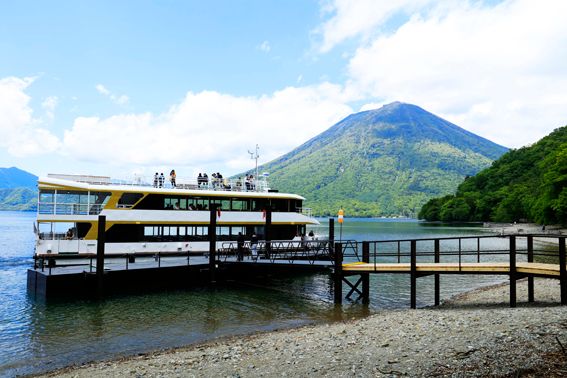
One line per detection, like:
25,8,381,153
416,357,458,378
560,237,566,306
96,215,106,298
334,242,343,304
434,239,440,306
410,240,416,309
328,218,334,256
209,206,217,283
509,235,517,308
527,236,534,302
265,208,272,259
362,241,370,305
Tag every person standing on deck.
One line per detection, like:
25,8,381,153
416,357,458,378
159,173,165,188
250,232,258,261
237,232,245,262
153,173,159,188
170,170,176,188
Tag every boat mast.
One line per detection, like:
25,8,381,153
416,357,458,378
248,144,259,188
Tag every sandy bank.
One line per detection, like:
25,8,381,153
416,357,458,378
37,278,567,377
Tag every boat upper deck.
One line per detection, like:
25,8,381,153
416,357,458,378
38,174,305,200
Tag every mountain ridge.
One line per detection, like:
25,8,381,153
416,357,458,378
254,102,508,217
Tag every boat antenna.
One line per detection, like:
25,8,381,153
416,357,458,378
248,144,260,184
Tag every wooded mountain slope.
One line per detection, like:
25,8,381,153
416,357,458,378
256,102,508,217
0,167,37,211
419,125,567,224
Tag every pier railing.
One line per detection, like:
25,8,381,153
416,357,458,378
218,239,332,264
338,234,565,267
333,234,567,307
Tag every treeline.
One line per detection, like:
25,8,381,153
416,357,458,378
418,126,567,225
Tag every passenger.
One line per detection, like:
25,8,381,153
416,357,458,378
197,173,203,187
159,173,165,188
170,170,176,187
173,201,180,210
250,232,258,261
308,230,315,239
65,228,73,240
223,178,231,190
153,172,159,188
237,232,245,262
203,173,209,187
236,177,242,190
301,234,308,251
212,173,218,188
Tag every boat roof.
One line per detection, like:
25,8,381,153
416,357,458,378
38,174,306,200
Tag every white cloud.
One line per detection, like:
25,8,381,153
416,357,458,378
258,40,271,53
62,83,353,174
315,0,434,53
41,96,58,119
337,0,567,147
95,83,129,105
0,77,60,156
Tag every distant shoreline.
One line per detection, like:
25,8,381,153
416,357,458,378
38,278,567,377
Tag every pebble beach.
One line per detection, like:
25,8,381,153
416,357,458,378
38,277,567,377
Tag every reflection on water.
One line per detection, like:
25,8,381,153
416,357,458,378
0,213,529,377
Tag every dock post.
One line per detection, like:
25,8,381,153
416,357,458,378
527,236,534,302
334,242,343,304
328,218,334,257
434,239,440,306
410,240,417,309
559,237,566,306
209,206,217,283
265,208,272,259
96,215,106,298
509,235,517,308
362,241,370,305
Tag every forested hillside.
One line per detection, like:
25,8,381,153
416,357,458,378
419,125,567,224
0,167,37,211
250,102,508,217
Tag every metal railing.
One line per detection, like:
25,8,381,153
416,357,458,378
218,239,332,264
338,234,567,270
38,203,104,215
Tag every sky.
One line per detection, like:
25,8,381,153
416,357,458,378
1,0,567,182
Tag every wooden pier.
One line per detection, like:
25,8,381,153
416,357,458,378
333,235,567,308
27,216,567,307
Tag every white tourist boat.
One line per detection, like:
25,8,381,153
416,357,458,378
34,173,319,256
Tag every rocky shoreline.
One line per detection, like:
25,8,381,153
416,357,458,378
37,277,567,377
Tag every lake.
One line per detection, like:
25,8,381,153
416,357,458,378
0,211,505,377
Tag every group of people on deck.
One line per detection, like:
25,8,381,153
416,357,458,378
151,170,258,191
197,172,231,190
235,174,256,191
153,170,176,188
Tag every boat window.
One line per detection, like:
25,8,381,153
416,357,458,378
231,199,249,211
117,193,143,208
38,222,76,240
38,190,55,214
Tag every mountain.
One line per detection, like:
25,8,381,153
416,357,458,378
419,125,567,224
0,167,38,211
256,102,508,217
0,167,37,189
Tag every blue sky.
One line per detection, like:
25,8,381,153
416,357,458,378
1,0,567,182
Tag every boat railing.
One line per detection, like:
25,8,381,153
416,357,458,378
297,207,312,217
38,202,104,215
77,175,272,193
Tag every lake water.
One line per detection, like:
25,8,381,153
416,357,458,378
0,211,506,377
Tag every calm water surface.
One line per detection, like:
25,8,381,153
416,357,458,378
1,212,507,377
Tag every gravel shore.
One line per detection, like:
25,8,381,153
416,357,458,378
39,278,567,377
